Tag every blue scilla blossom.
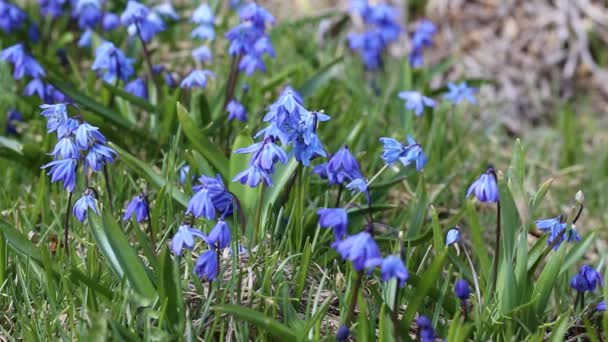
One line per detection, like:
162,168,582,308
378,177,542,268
206,220,232,249
75,122,106,150
28,24,41,44
84,143,116,173
120,0,147,25
42,158,77,192
40,0,66,19
444,82,477,105
409,19,436,68
170,224,205,256
261,86,307,132
233,165,272,188
238,3,274,29
194,250,218,281
72,0,103,29
317,208,348,240
45,84,68,103
179,164,190,185
238,53,266,76
597,300,606,312
102,12,120,31
191,25,215,41
0,0,26,33
57,118,79,139
122,1,165,43
536,216,581,249
153,64,177,88
332,231,380,271
40,103,68,134
78,29,93,47
51,136,80,159
466,168,499,203
324,146,363,185
125,78,148,99
24,78,46,100
225,22,263,56
398,91,435,116
186,187,216,219
91,41,134,83
123,195,148,222
290,117,327,166
570,265,603,293
454,279,471,301
336,325,349,341
416,315,435,342
446,227,461,246
366,255,409,287
191,3,214,25
227,100,247,122
153,2,178,21
0,44,46,80
379,135,427,171
346,178,369,199
192,45,212,63
6,109,22,135
180,70,215,89
192,174,234,216
73,188,98,222
235,137,287,172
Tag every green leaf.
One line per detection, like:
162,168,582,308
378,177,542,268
88,212,156,300
261,158,298,224
158,247,182,330
110,142,188,207
549,312,571,342
102,82,157,113
0,219,42,261
532,245,567,319
212,304,297,340
228,131,257,213
529,178,553,219
176,102,229,178
498,175,521,262
560,232,595,276
298,56,343,98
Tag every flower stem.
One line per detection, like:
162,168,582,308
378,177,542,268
103,164,113,214
224,56,241,109
345,164,388,207
491,200,501,293
392,284,401,342
144,194,156,252
253,183,265,245
64,191,73,255
335,184,343,208
342,271,364,332
136,25,161,99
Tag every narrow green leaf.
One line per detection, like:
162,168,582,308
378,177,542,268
212,304,297,340
532,245,566,319
498,175,521,261
158,247,181,329
549,312,571,342
430,205,444,254
102,82,157,113
228,131,257,212
176,102,229,177
0,219,42,260
298,56,343,98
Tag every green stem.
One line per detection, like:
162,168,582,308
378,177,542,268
103,164,113,214
392,285,400,342
253,183,265,245
343,271,364,331
136,24,161,100
335,184,343,208
144,194,156,252
64,191,74,255
491,200,501,293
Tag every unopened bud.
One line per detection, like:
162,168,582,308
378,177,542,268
575,190,584,204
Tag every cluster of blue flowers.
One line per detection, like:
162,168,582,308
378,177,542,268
39,103,115,222
0,0,26,33
408,20,436,68
347,0,401,70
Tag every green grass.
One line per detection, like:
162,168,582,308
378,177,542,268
1,2,608,341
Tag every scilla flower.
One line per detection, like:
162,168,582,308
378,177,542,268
466,167,499,203
83,143,116,173
233,165,272,187
42,158,77,192
235,137,287,172
75,122,106,150
40,0,66,19
379,135,427,171
454,279,471,301
417,315,436,342
444,82,477,105
570,265,603,293
5,109,22,135
186,186,215,219
317,208,348,240
596,300,606,312
191,3,215,40
40,103,67,134
0,43,46,80
322,146,363,185
121,0,165,42
205,220,232,249
366,255,409,287
192,45,213,63
91,41,134,83
73,188,99,222
123,195,148,222
192,174,234,216
170,224,206,256
227,100,247,122
0,1,26,33
332,231,380,271
194,249,218,281
536,216,581,250
446,227,461,246
180,70,215,89
72,0,103,29
398,91,435,116
125,77,148,99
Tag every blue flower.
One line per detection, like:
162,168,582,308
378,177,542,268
290,117,327,166
84,143,116,173
0,1,26,33
91,42,134,83
170,224,205,256
73,189,98,222
206,220,232,249
336,325,349,341
466,168,499,203
191,3,214,25
192,174,234,216
121,1,165,42
317,208,348,239
102,12,120,31
408,19,436,68
0,44,45,80
570,265,603,293
72,0,103,29
227,100,247,122
323,146,363,185
238,3,274,29
346,178,369,203
536,216,581,249
366,255,409,287
235,137,287,172
416,315,435,342
596,300,606,312
444,82,477,105
123,195,148,222
28,24,40,43
186,187,216,219
398,91,435,116
192,45,212,63
379,135,427,170
191,25,215,40
78,29,93,47
6,109,22,135
125,77,148,99
75,122,106,150
194,249,219,281
180,70,215,89
454,279,471,301
153,3,178,21
40,103,68,134
51,137,80,159
57,118,79,139
446,227,461,246
120,0,148,25
42,158,77,192
24,78,46,100
332,231,380,271
179,164,191,185
232,165,272,187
